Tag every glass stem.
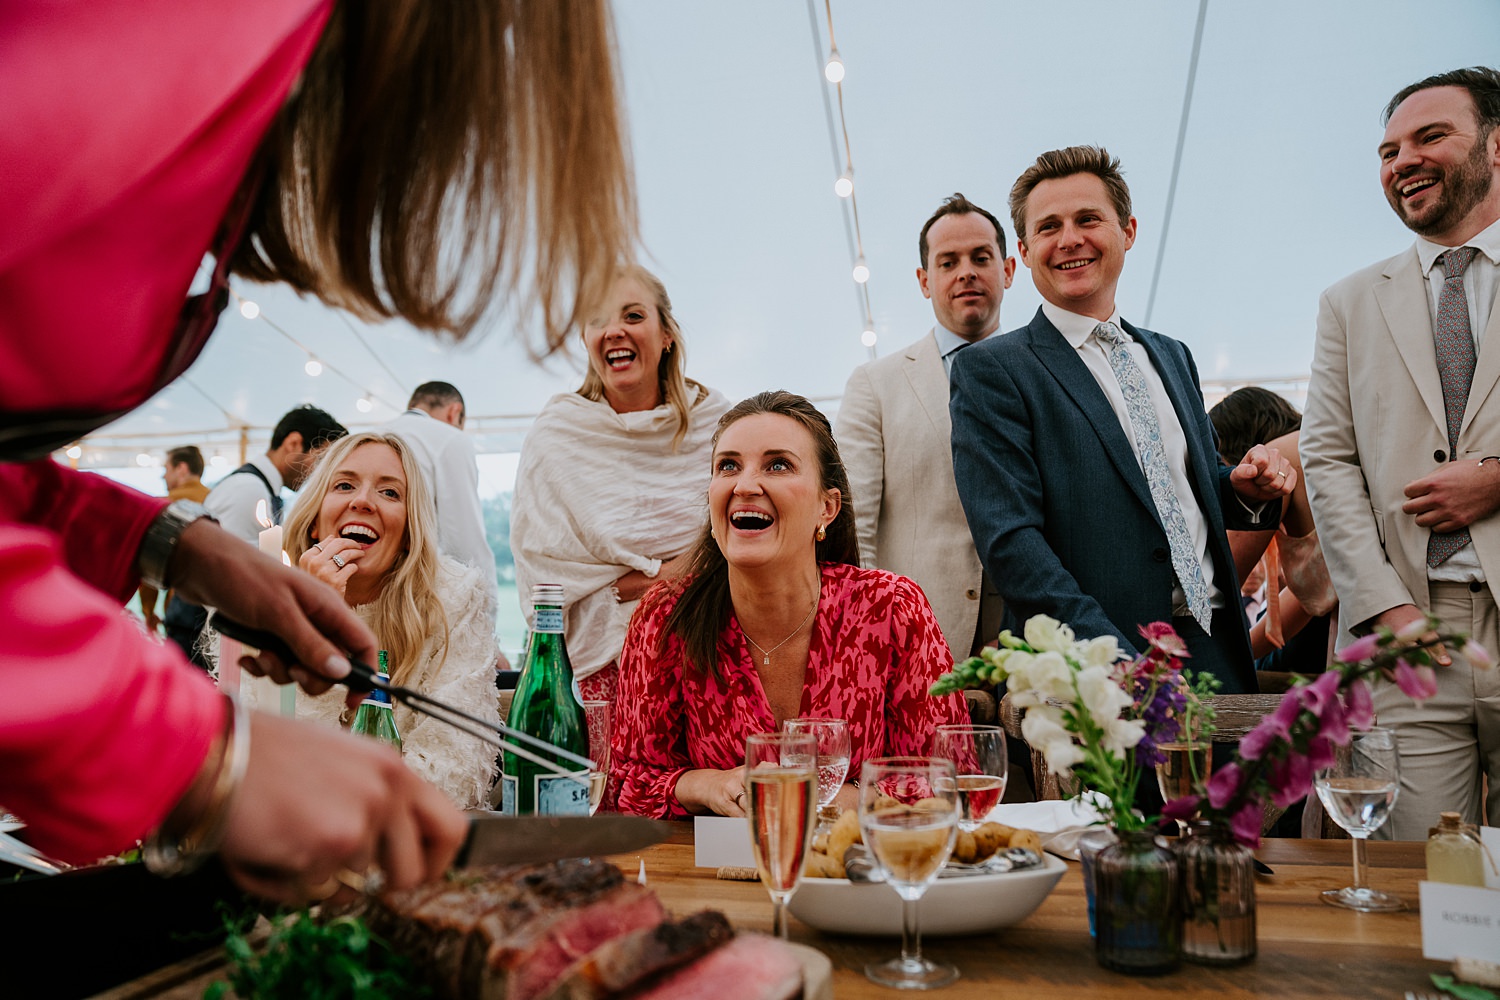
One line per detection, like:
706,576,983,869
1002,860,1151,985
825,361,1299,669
900,896,922,966
1351,835,1370,892
771,896,788,940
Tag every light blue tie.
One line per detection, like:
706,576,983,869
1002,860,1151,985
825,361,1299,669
1094,322,1213,633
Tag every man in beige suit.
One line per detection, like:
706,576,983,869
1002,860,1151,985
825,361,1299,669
836,193,1014,662
1303,67,1500,837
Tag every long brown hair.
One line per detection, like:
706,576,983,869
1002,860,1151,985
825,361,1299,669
232,0,636,355
657,391,859,675
578,265,703,450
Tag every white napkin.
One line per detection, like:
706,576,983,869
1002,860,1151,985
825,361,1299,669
989,797,1109,861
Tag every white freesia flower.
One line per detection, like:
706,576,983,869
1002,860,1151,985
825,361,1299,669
1024,651,1075,702
1080,634,1125,668
1042,738,1085,774
1020,705,1069,747
1076,665,1131,721
1024,615,1075,653
1102,717,1147,754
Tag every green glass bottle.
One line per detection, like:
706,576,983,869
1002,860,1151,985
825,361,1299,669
501,584,589,815
350,651,402,751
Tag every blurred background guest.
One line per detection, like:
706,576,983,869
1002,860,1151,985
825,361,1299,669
138,445,210,633
512,267,729,702
608,391,968,819
252,432,502,810
1209,386,1336,672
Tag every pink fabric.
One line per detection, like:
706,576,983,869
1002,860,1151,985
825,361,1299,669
609,563,968,819
577,663,619,704
0,526,226,864
0,0,329,860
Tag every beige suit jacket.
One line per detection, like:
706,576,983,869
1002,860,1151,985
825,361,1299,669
1303,244,1500,644
835,330,986,662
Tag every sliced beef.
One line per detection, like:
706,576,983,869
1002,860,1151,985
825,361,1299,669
540,910,735,1000
631,934,804,1000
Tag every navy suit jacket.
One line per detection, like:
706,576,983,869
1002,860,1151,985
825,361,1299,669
949,308,1264,693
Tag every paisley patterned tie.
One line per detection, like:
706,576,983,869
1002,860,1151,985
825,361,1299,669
1094,322,1213,632
1427,246,1480,568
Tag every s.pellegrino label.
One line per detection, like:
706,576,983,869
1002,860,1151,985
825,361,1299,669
501,585,589,815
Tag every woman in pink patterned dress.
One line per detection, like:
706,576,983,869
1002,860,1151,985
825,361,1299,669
609,391,967,819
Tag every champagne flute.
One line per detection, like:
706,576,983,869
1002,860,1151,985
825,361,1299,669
744,731,818,939
582,700,611,815
783,717,850,834
860,756,961,990
1314,727,1404,912
1155,740,1211,835
930,724,1007,831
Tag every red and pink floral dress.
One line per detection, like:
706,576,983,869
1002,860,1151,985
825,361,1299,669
608,562,968,818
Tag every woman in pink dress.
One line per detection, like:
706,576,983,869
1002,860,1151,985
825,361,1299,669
609,391,968,819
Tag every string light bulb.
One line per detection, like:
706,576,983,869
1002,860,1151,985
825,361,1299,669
66,445,82,459
834,167,854,199
356,395,374,413
239,300,260,320
861,328,877,348
852,255,870,284
824,47,845,83
135,453,154,467
305,357,324,377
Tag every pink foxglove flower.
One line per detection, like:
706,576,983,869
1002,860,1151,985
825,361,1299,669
1344,679,1375,729
1462,639,1492,669
1207,762,1243,810
1392,659,1438,701
1230,799,1262,846
1335,633,1381,663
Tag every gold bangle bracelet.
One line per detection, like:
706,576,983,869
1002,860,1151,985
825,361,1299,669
144,692,250,877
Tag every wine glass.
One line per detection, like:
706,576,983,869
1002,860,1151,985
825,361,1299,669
1155,740,1211,835
1314,726,1404,912
859,756,961,990
930,724,1007,831
744,731,818,939
783,717,850,833
582,700,611,815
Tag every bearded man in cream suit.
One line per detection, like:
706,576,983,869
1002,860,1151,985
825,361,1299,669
836,193,1015,663
1303,67,1500,836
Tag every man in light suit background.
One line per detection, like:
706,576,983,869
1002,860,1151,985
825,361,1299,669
950,146,1294,695
835,193,1014,665
1302,67,1500,836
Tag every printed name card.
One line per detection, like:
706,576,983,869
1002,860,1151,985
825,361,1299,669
1485,827,1500,890
1420,881,1500,962
693,815,756,868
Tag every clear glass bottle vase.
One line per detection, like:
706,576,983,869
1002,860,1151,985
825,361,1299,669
1094,828,1181,975
1177,820,1256,966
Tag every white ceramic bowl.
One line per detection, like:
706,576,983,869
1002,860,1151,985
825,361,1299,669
787,853,1067,937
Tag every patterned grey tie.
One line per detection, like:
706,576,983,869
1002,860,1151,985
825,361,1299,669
1094,322,1213,632
1427,246,1480,567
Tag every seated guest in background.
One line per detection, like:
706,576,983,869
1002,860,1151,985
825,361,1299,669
608,391,969,819
1209,387,1337,672
512,266,729,702
138,444,210,633
248,431,500,810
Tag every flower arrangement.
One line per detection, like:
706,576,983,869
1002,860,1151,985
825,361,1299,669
1162,615,1488,847
931,615,1213,833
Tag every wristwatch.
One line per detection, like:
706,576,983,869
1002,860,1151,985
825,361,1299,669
138,500,217,590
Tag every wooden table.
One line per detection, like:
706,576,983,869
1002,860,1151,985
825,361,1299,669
616,826,1439,999
109,827,1442,999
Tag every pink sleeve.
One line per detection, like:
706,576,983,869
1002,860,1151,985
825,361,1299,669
884,577,969,756
608,598,694,820
0,526,224,864
0,460,166,602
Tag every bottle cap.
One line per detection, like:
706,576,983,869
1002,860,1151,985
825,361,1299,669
531,583,564,606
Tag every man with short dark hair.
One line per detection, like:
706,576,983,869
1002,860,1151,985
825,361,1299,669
386,382,496,614
836,193,1014,663
1303,66,1500,835
950,147,1294,693
138,445,210,632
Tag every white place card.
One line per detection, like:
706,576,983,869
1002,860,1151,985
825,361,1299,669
1419,881,1500,962
693,815,755,868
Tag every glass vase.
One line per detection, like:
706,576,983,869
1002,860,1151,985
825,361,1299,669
1094,828,1181,975
1077,827,1117,938
1177,820,1256,965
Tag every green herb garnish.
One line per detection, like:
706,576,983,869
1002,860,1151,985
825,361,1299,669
204,909,429,1000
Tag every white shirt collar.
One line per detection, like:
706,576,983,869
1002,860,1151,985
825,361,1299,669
1415,215,1500,273
932,323,991,358
1040,301,1125,350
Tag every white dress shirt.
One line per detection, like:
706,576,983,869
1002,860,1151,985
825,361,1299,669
1417,216,1500,583
1042,301,1225,611
386,409,498,591
204,453,284,544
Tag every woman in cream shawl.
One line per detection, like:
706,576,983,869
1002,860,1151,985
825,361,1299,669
512,266,729,701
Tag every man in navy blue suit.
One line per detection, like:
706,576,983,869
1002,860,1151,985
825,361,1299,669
949,146,1295,693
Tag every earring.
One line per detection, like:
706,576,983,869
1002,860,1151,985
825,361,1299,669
816,526,826,541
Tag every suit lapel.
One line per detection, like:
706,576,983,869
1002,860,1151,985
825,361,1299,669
903,330,952,436
1027,311,1158,517
1375,248,1448,435
1463,274,1500,437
